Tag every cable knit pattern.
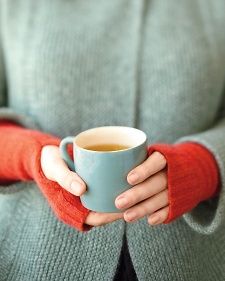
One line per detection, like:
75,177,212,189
1,1,225,280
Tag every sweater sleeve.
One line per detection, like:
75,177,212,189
0,14,41,195
0,25,91,232
168,98,225,235
0,12,39,130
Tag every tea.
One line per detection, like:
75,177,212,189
84,144,130,151
60,126,147,212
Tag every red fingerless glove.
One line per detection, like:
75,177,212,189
148,142,220,224
0,121,91,232
1,120,219,229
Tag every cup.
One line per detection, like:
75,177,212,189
59,126,148,212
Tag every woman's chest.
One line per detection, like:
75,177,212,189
2,0,225,140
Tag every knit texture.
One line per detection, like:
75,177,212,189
1,1,225,280
148,142,220,223
0,121,220,233
113,233,138,281
0,121,91,231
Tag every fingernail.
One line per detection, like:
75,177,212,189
125,211,136,221
70,181,83,195
116,197,128,208
128,172,139,183
149,216,160,225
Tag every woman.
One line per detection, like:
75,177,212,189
0,1,225,280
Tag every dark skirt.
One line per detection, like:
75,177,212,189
113,233,138,281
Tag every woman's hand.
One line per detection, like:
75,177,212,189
115,151,169,226
41,145,123,227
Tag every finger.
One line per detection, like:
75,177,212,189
85,211,124,227
55,162,87,197
42,146,87,196
115,170,167,209
147,206,169,225
127,151,167,185
123,189,168,222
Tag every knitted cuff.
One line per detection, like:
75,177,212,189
0,121,92,232
33,158,92,232
31,138,92,232
148,142,220,224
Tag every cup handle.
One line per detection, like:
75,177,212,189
59,136,75,171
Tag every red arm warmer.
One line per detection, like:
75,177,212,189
0,121,91,232
148,143,220,223
0,121,220,230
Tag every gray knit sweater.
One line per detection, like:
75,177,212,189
1,1,225,280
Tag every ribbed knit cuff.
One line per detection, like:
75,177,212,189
148,142,220,224
33,160,92,232
28,134,93,232
0,121,92,232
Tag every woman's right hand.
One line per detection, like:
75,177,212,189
40,145,124,227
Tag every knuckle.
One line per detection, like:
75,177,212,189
148,201,157,214
134,187,145,202
75,174,86,186
94,215,104,227
158,171,168,187
153,151,161,158
134,204,148,217
163,190,169,203
40,147,50,165
60,170,73,190
152,151,167,166
42,144,52,152
139,166,148,179
161,210,167,220
151,161,158,172
126,189,139,205
42,145,57,157
142,204,151,216
158,153,167,166
165,206,170,217
157,215,162,222
41,145,48,156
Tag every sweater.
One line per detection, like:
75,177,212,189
0,120,219,230
1,1,225,280
114,233,138,281
0,121,219,281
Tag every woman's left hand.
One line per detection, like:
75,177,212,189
115,151,169,226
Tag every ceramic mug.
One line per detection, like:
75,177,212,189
59,126,148,212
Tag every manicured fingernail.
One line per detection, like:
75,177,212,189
71,181,83,195
149,216,160,225
128,172,139,183
116,197,128,208
125,211,136,221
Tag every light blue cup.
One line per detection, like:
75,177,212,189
59,126,148,212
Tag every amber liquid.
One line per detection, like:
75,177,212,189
84,144,131,151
